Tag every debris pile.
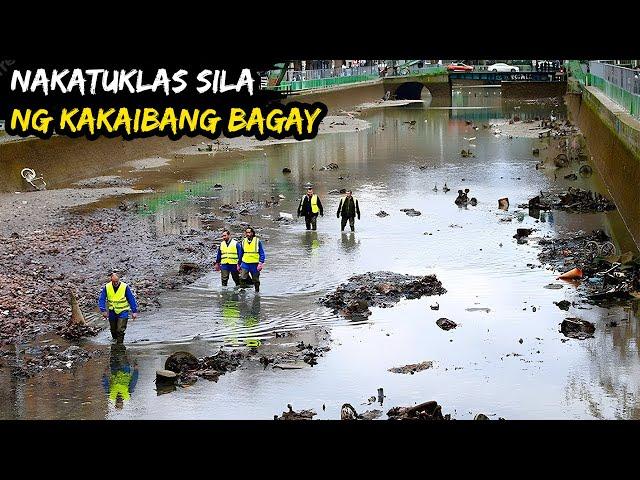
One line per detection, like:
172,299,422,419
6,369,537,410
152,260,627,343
400,208,421,217
436,318,457,331
275,404,316,420
296,341,330,366
389,361,433,374
455,189,477,206
560,318,595,340
536,230,639,305
319,163,339,171
58,322,100,340
6,344,97,378
387,401,449,421
340,403,382,420
523,188,616,213
163,349,245,387
320,272,446,318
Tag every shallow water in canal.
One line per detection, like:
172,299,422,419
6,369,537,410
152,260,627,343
3,88,640,420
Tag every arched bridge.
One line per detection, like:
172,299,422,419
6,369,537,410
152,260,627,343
382,70,567,102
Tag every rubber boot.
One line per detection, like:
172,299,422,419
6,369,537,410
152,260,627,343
254,281,260,292
222,281,228,286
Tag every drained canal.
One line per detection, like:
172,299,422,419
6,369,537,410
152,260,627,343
2,88,639,419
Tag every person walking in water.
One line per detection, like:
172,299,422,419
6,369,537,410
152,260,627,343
214,229,241,286
297,187,324,230
238,227,266,292
336,190,361,232
98,271,138,344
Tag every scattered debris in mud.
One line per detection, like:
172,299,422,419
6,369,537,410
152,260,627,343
162,349,245,388
296,341,330,366
73,176,137,188
389,361,433,374
0,201,217,348
318,163,339,171
4,344,100,378
58,322,100,340
522,188,616,213
320,272,446,318
436,318,457,331
275,404,316,420
387,400,449,421
560,318,595,340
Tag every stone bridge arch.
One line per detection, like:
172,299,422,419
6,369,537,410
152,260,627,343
382,74,452,105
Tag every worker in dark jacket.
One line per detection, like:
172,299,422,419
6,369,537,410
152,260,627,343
336,190,361,231
297,187,324,230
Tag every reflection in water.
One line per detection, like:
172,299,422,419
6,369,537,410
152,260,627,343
219,290,262,348
340,232,360,254
102,344,138,410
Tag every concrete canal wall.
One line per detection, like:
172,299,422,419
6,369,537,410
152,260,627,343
567,84,640,248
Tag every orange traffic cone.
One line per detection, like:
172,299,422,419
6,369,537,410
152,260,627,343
557,268,583,280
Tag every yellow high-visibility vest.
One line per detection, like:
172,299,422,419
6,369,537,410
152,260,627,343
109,370,132,402
242,237,260,264
219,239,239,265
106,282,130,314
302,194,320,214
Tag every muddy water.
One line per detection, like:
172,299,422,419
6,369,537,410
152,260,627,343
3,88,640,419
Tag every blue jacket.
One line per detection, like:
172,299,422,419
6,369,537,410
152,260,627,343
98,283,138,318
215,239,243,271
239,238,266,271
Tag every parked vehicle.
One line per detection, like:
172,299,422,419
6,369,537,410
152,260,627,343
488,63,519,72
446,62,473,72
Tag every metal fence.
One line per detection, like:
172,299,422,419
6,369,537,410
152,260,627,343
269,74,379,93
568,61,640,120
589,61,640,95
282,65,381,82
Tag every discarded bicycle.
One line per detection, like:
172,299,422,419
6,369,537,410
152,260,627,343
21,168,47,191
585,240,616,259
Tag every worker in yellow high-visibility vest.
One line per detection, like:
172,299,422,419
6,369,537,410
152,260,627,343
297,187,324,230
237,227,266,292
214,229,242,286
98,271,138,344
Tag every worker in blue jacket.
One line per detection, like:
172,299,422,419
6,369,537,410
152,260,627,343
214,229,242,286
237,227,266,292
98,271,138,344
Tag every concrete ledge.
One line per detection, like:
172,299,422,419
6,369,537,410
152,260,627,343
583,86,640,160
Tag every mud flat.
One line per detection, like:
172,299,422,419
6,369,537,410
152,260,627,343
0,186,217,352
174,115,370,156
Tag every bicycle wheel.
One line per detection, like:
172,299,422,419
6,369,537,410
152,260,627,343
585,241,600,258
600,241,616,257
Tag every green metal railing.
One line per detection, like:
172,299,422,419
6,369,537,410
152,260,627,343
269,73,379,92
568,60,640,120
588,74,640,119
567,60,586,84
